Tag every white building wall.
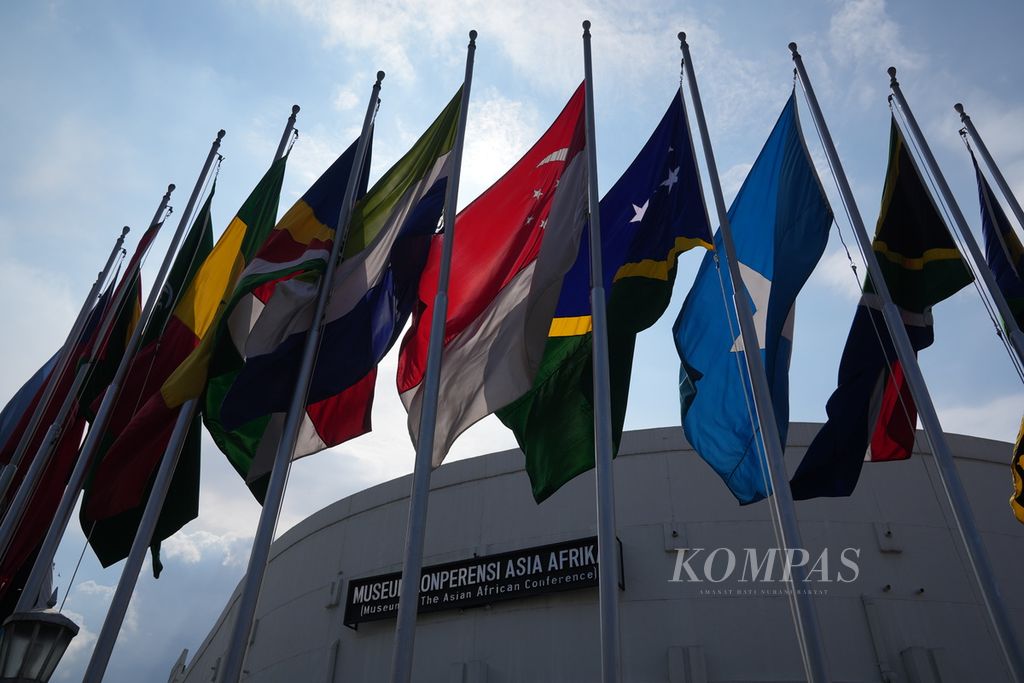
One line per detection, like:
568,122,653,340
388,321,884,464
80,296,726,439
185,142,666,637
177,424,1024,682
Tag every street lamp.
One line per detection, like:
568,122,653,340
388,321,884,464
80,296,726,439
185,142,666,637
0,610,79,683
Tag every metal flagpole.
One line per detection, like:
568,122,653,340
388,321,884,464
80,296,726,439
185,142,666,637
0,225,130,504
389,32,475,683
957,103,1024,238
218,83,377,683
883,65,1024,682
891,84,1024,370
681,34,829,682
80,132,228,683
14,129,230,614
580,20,622,683
950,106,1024,365
791,45,1024,682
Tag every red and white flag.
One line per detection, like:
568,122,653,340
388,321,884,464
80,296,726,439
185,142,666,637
397,84,588,465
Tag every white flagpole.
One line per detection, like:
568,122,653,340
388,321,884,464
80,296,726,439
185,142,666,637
218,81,380,683
957,103,1024,239
389,32,475,683
883,65,1024,682
792,45,1024,682
580,20,622,683
0,224,129,505
79,130,228,683
680,34,830,682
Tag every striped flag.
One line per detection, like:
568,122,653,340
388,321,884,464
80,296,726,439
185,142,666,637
205,90,461,495
397,84,588,466
81,158,286,563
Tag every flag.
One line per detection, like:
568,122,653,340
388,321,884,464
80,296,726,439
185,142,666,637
0,354,57,458
673,93,833,505
497,90,712,502
0,216,155,611
790,118,973,500
398,84,588,466
79,190,216,570
973,155,1024,330
81,156,286,570
1012,415,1024,524
208,94,462,496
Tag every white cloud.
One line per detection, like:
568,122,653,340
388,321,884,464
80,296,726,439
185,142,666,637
53,609,96,682
161,530,252,568
809,247,864,302
828,0,927,108
938,393,1024,443
459,89,541,208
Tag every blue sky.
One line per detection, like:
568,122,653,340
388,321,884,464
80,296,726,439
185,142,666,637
1,0,1023,680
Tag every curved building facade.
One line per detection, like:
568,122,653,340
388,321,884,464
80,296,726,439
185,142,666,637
172,424,1024,682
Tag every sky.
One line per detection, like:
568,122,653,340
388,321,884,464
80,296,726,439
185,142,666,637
1,0,1023,680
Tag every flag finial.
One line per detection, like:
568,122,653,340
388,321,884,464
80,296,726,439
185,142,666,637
887,66,898,86
583,19,591,34
954,102,966,116
166,183,175,194
291,104,300,115
120,225,130,237
469,29,477,45
216,129,226,141
788,42,799,54
376,70,385,84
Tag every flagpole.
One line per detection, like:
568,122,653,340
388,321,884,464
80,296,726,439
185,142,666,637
0,224,130,505
949,108,1024,365
955,103,1024,254
218,82,378,683
388,34,475,683
80,134,228,683
275,105,300,162
580,20,623,683
791,46,1024,682
680,34,829,682
891,88,1024,371
13,130,231,615
883,65,1024,682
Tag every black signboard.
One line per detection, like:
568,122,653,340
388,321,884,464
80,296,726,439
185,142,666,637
344,536,619,628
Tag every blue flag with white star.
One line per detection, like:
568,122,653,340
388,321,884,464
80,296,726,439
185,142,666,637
673,92,832,505
498,89,714,502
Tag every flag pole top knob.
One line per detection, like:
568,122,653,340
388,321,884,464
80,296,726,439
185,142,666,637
887,66,898,85
678,31,686,45
468,29,477,44
120,225,130,237
954,102,966,115
291,105,300,115
376,70,385,83
583,19,591,33
167,183,176,192
216,129,226,140
788,41,799,54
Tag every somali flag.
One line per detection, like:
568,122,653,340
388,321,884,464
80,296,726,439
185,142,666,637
673,92,832,505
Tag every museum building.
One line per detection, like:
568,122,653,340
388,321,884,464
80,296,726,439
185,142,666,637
169,424,1024,682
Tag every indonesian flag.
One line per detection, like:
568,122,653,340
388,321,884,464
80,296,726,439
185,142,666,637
397,84,588,465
